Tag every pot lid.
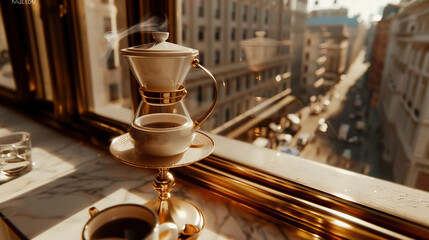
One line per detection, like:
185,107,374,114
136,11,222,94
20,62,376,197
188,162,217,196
121,32,198,56
240,31,281,47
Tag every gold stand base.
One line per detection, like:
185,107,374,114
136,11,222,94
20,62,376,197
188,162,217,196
145,198,204,239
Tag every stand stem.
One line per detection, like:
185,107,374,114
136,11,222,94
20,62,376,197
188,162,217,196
153,168,175,201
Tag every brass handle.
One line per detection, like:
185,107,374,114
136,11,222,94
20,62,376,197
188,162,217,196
192,59,218,130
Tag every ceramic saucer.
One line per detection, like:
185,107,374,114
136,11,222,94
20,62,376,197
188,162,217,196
109,131,214,169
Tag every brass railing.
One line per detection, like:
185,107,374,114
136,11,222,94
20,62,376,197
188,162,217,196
174,155,429,239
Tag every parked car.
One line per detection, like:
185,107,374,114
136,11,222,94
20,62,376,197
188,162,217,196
269,122,282,133
277,133,292,145
349,113,362,120
348,136,361,144
318,123,328,133
252,137,269,148
297,132,310,149
286,113,301,134
310,104,322,115
356,120,365,131
338,124,350,141
280,145,300,156
342,149,352,159
317,118,328,133
354,94,362,108
322,99,330,112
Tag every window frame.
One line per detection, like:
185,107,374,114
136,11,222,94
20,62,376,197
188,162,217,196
0,3,35,104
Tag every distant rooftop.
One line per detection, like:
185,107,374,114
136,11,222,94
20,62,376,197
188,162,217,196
308,16,360,27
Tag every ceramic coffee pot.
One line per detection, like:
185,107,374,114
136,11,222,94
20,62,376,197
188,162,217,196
121,32,218,157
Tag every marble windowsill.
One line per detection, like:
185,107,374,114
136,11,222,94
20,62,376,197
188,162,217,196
0,106,311,239
209,132,429,227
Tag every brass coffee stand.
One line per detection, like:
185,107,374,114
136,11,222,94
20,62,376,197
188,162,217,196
109,131,214,239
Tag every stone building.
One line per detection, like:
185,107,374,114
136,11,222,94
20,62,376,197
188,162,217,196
300,28,328,97
367,4,399,105
380,0,429,191
181,0,302,131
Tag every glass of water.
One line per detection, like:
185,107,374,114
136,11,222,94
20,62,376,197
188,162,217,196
0,132,32,177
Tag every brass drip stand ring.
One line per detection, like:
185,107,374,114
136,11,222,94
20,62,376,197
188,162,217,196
139,85,187,104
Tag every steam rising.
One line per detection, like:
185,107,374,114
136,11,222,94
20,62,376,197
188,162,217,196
101,16,168,58
104,16,168,46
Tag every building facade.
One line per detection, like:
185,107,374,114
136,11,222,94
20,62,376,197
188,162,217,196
181,0,296,131
380,0,429,191
290,0,308,90
307,8,366,83
306,21,349,83
300,29,327,96
367,4,399,99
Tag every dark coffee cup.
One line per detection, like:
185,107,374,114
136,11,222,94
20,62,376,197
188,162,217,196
81,204,178,240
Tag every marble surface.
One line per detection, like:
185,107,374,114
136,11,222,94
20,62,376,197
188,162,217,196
0,106,307,240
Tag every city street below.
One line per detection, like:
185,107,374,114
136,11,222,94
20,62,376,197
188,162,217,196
245,49,394,181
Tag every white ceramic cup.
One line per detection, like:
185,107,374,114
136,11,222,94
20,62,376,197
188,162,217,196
82,204,178,240
129,113,195,157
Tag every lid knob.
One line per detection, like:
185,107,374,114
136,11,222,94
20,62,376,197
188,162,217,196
152,32,169,43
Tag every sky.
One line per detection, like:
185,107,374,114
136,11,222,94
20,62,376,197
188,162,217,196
307,0,402,24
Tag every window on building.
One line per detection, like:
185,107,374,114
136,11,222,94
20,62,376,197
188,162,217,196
215,0,221,19
246,74,250,88
198,26,204,41
225,108,231,121
242,29,247,39
225,79,231,96
107,51,116,69
307,38,311,46
182,1,186,15
198,0,204,17
103,17,112,32
214,50,220,65
253,8,257,22
199,51,205,65
182,25,187,42
109,83,119,101
212,85,217,101
243,5,248,21
264,10,268,24
305,52,310,60
231,2,237,21
215,27,221,41
230,49,235,62
231,28,236,41
197,86,203,102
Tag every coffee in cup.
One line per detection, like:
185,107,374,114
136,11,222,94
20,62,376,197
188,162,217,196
82,204,178,240
129,113,195,157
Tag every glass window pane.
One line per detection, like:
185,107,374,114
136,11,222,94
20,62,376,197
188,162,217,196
29,2,53,101
182,0,293,134
178,0,429,192
0,10,15,90
76,0,132,123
